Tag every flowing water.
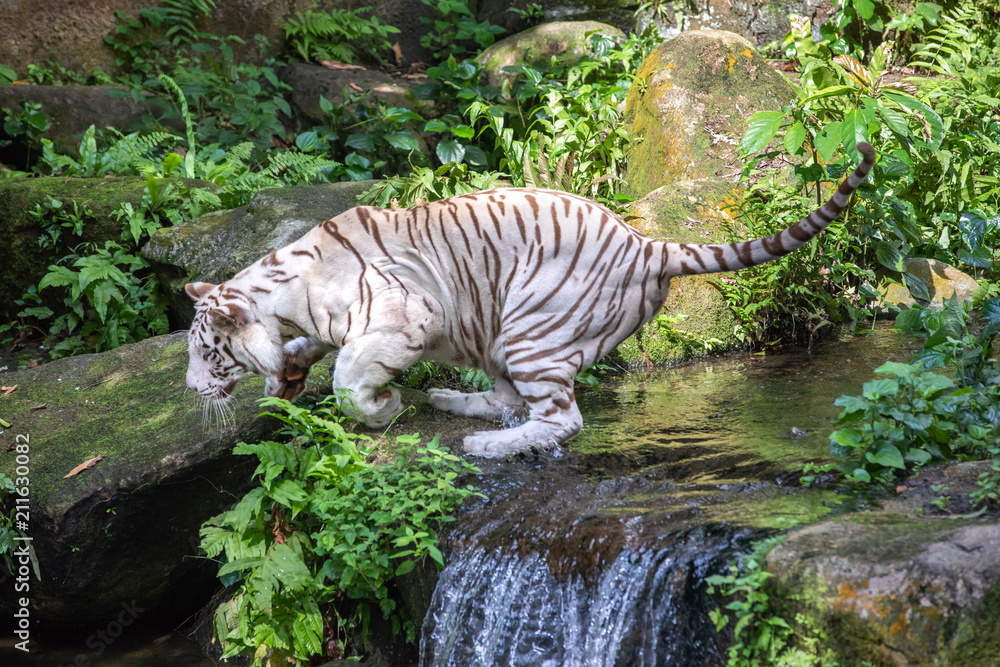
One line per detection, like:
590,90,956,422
419,324,916,667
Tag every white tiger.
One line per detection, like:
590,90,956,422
185,143,876,457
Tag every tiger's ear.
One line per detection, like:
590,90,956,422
208,304,253,336
185,282,217,301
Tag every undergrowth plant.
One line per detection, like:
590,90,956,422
808,296,1000,490
284,8,400,66
201,397,483,663
707,537,835,667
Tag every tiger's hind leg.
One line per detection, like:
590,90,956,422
461,366,582,458
427,377,525,420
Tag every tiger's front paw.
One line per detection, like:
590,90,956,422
462,429,556,458
264,357,312,401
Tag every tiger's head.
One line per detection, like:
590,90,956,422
185,282,284,405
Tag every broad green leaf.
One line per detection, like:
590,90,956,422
814,121,842,163
830,427,866,449
903,271,931,301
833,395,869,414
740,110,784,154
876,105,910,137
800,85,857,105
784,121,806,155
894,308,923,333
875,361,915,378
345,133,375,151
840,109,869,157
883,91,943,150
436,139,465,164
875,241,904,272
855,0,875,20
385,132,420,152
863,378,899,399
866,444,906,469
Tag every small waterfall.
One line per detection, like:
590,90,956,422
419,531,734,667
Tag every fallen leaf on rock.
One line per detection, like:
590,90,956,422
27,361,40,368
31,403,47,411
1,385,17,395
349,82,364,93
64,456,105,478
0,418,10,428
319,60,364,70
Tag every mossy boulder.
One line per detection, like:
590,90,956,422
881,258,980,311
767,513,1000,665
141,180,377,326
476,20,624,87
0,332,275,626
0,176,185,314
614,178,744,365
622,29,795,197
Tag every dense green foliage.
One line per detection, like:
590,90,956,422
200,397,482,663
284,7,400,66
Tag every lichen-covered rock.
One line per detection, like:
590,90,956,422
0,333,271,626
767,514,1000,666
141,180,377,325
615,178,743,364
476,20,624,87
881,258,980,310
622,29,795,197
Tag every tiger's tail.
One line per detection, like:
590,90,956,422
663,142,876,277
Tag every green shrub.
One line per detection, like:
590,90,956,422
200,397,483,663
284,8,400,66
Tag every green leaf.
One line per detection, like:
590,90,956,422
875,241,904,272
840,109,869,157
855,0,875,20
875,361,914,378
814,121,842,163
385,132,420,152
834,395,869,414
783,121,806,155
863,378,899,400
740,110,784,155
903,271,931,301
436,139,465,164
882,91,943,150
894,308,923,333
830,427,866,449
867,444,906,469
876,105,910,137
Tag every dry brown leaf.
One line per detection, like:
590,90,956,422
63,455,105,478
391,41,403,67
348,82,364,93
0,385,17,395
319,60,364,71
31,403,48,411
27,361,40,368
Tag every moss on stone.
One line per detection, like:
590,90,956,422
623,29,794,197
613,178,745,365
476,21,624,87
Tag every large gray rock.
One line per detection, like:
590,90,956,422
0,333,269,626
280,62,426,131
475,20,624,87
622,29,795,197
767,464,1000,666
141,180,377,325
0,85,173,156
